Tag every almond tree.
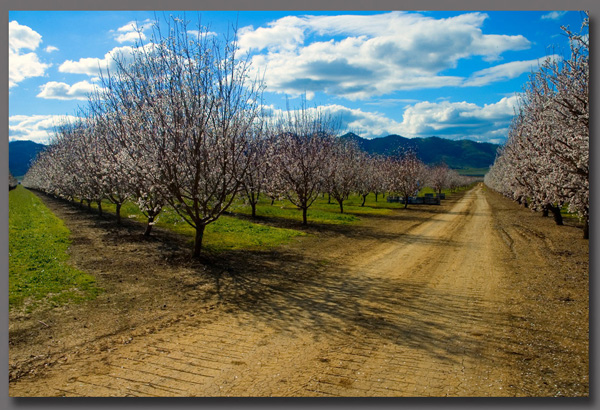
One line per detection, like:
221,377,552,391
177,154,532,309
429,163,450,195
240,120,274,218
485,15,588,238
272,103,339,225
390,150,426,208
328,139,361,213
355,153,378,207
9,172,17,190
97,18,263,256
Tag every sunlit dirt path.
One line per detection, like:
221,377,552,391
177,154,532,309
10,185,588,396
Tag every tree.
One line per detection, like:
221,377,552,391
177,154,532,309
272,102,339,225
429,163,450,195
485,14,588,238
390,150,426,209
96,18,263,255
327,139,361,213
9,171,17,190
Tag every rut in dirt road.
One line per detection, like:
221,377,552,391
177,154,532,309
11,186,523,396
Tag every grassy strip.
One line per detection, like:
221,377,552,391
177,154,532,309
88,199,306,252
9,186,101,311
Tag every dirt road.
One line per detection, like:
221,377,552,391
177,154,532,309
9,185,588,396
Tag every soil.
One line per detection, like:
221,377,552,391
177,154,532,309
8,184,589,397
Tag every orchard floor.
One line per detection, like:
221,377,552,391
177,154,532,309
9,184,589,397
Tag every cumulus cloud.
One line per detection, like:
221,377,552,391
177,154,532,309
37,80,104,100
463,54,562,87
45,45,59,53
9,21,51,88
113,19,154,43
9,114,80,143
541,11,567,20
239,12,531,100
263,96,518,143
398,96,518,141
187,29,217,38
58,45,138,76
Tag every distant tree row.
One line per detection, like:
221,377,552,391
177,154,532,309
23,17,476,257
485,14,589,238
9,172,17,190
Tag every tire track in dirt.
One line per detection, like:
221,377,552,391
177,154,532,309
10,186,523,396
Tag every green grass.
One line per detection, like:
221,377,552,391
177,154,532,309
456,167,489,177
75,185,471,253
232,197,361,224
89,198,306,252
9,186,102,311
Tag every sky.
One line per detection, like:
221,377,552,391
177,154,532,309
8,10,588,145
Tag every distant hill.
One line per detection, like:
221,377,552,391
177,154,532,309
340,133,500,170
8,134,500,178
9,140,46,177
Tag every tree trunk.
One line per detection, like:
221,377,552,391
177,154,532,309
271,197,275,206
542,205,549,217
404,195,409,209
193,224,206,257
302,207,308,225
97,201,103,216
251,202,256,218
338,199,344,213
79,199,84,208
375,192,378,202
327,193,331,204
87,200,92,211
549,205,563,226
583,218,589,239
116,203,122,224
144,215,154,236
361,194,367,207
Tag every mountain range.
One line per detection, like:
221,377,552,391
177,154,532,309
8,140,47,177
341,133,499,171
8,134,500,178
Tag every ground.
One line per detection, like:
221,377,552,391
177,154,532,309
8,184,589,397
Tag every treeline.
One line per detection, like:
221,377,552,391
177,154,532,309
485,14,589,239
23,17,475,257
9,172,18,190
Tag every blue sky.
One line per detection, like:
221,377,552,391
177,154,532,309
8,10,587,144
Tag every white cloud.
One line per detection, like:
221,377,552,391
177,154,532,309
9,21,51,88
187,29,217,38
463,54,562,87
398,96,519,140
9,114,80,143
263,96,518,142
240,12,531,100
114,19,154,43
37,80,104,100
115,31,147,44
541,11,567,20
58,45,137,76
45,45,59,53
9,20,42,52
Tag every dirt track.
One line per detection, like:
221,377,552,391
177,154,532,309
9,184,589,396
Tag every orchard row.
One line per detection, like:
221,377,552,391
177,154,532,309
484,15,589,239
22,17,475,256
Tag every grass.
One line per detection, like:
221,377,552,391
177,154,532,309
232,197,361,223
69,186,471,253
456,167,489,177
88,198,306,252
9,186,102,312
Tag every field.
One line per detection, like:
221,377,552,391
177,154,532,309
8,186,101,312
8,184,588,397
